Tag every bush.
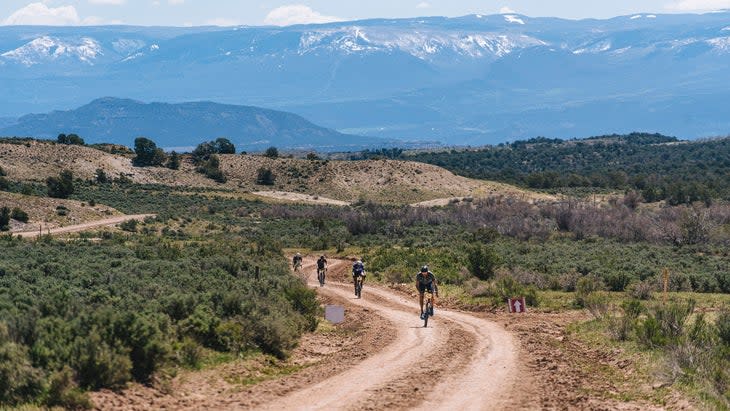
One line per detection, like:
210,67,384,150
626,280,654,300
466,243,501,280
575,274,605,308
47,169,74,198
45,366,92,409
57,133,85,145
0,329,44,405
717,308,730,346
264,147,279,158
0,207,9,231
119,219,139,232
166,151,181,170
95,168,109,184
73,331,132,390
607,300,642,341
11,207,29,223
256,168,276,186
133,137,166,167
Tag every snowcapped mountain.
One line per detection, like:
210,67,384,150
1,12,730,145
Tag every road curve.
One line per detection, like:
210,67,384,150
264,257,519,411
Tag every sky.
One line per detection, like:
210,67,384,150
1,0,729,27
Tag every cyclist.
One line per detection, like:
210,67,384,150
352,259,366,295
416,265,438,320
292,253,302,270
317,255,328,285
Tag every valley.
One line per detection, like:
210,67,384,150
1,139,728,409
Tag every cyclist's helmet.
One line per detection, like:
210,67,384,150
357,260,362,264
320,255,325,259
296,252,301,256
421,265,429,273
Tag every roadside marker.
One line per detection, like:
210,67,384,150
508,297,526,313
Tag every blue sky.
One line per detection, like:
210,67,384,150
1,0,729,26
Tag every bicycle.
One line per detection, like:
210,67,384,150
422,291,434,327
354,275,364,298
317,267,326,287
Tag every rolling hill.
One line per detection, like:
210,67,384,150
0,139,544,205
0,97,396,151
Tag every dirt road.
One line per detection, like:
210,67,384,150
13,214,155,238
268,257,520,410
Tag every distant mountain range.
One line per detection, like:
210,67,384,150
0,97,396,151
2,12,730,145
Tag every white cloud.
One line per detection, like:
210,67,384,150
500,6,517,14
2,3,81,25
666,0,730,11
264,5,342,26
88,0,126,5
417,2,431,8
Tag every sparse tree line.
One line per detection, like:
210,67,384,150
403,133,730,204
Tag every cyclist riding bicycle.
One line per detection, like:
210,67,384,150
292,253,303,270
317,255,328,285
416,265,438,320
352,259,366,295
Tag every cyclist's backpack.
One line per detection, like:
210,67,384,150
353,262,364,275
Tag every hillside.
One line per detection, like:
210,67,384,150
406,133,730,203
0,191,122,232
0,97,394,151
0,140,546,205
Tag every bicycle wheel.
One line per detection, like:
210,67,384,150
424,300,431,327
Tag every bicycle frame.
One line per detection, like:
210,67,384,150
423,291,434,327
355,275,364,298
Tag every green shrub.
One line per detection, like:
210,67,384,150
575,274,605,308
0,207,9,231
0,325,45,405
177,337,203,369
47,170,74,199
72,331,132,390
11,207,29,223
466,243,501,281
256,167,276,185
264,147,279,158
215,320,253,354
584,292,611,319
636,316,666,348
717,308,730,346
119,219,139,232
44,366,92,410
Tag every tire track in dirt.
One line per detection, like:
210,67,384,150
262,257,519,410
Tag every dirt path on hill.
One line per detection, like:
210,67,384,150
13,214,155,238
264,257,521,411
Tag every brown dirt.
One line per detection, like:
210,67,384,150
0,191,123,232
0,141,551,205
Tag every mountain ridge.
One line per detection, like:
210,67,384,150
2,12,730,144
0,97,396,151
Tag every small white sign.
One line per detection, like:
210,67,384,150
325,305,345,324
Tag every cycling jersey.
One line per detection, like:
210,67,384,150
416,272,437,294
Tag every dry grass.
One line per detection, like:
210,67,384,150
0,191,122,231
0,141,551,206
